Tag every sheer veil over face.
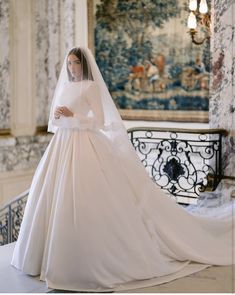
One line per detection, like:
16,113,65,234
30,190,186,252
66,48,93,82
48,47,137,157
49,47,123,128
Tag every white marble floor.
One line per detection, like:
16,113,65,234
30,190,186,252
0,242,51,293
1,242,234,293
117,265,235,293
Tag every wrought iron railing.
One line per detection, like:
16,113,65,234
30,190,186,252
127,127,227,204
0,127,227,246
0,190,29,246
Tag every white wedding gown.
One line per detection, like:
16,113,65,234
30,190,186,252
11,81,234,292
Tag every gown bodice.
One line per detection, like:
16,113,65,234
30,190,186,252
52,80,104,131
57,81,91,117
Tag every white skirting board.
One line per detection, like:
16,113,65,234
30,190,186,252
0,242,51,293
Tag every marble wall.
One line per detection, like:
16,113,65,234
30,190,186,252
0,0,87,204
210,0,235,178
35,0,76,127
0,134,52,172
0,0,78,173
0,0,85,156
0,0,76,206
0,0,10,129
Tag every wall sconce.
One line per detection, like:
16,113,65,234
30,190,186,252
187,0,211,45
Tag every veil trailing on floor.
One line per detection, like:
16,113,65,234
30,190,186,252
10,46,234,292
47,46,235,213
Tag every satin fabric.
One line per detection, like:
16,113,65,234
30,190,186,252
11,81,234,292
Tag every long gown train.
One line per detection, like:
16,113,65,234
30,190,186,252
11,81,234,292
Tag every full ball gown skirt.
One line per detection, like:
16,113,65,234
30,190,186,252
11,82,234,292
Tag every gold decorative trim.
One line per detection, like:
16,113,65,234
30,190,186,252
0,129,11,136
36,126,48,133
87,0,94,53
120,109,209,123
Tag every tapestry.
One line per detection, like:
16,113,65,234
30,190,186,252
88,0,210,122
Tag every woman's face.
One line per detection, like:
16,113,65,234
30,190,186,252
67,54,82,81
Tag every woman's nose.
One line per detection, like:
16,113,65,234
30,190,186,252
70,64,76,72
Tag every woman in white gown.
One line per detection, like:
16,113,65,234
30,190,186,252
11,47,234,292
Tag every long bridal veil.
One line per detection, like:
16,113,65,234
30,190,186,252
11,46,234,292
47,46,235,221
48,46,235,217
47,46,159,208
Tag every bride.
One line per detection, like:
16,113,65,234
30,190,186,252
11,47,234,292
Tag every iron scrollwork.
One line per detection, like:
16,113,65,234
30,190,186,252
0,191,28,246
128,127,226,204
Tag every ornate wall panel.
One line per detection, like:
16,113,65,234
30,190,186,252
0,0,10,129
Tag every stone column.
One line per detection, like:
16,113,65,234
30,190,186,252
10,0,36,136
210,1,235,196
0,0,11,130
75,0,88,48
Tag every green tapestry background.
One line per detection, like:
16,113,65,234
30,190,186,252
91,0,210,121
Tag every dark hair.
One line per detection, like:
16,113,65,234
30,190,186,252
67,48,93,81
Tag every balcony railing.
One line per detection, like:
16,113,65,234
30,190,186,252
127,127,227,204
0,190,28,246
0,127,227,246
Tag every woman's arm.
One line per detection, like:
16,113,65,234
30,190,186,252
52,82,104,130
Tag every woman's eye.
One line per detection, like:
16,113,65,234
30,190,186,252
68,60,80,65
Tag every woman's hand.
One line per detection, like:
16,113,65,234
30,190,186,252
54,106,74,119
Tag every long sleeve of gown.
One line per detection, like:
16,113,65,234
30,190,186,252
51,81,105,131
